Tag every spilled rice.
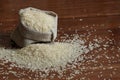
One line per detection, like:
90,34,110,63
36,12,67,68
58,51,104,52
0,30,119,79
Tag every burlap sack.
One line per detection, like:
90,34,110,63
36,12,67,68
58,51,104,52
11,7,58,47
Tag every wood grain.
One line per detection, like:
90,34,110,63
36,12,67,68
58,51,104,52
0,0,120,80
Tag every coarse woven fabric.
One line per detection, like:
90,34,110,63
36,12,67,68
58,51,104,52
11,27,35,47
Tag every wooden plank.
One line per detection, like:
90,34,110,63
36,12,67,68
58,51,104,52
0,0,120,19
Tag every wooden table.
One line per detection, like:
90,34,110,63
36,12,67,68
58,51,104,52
0,0,120,80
